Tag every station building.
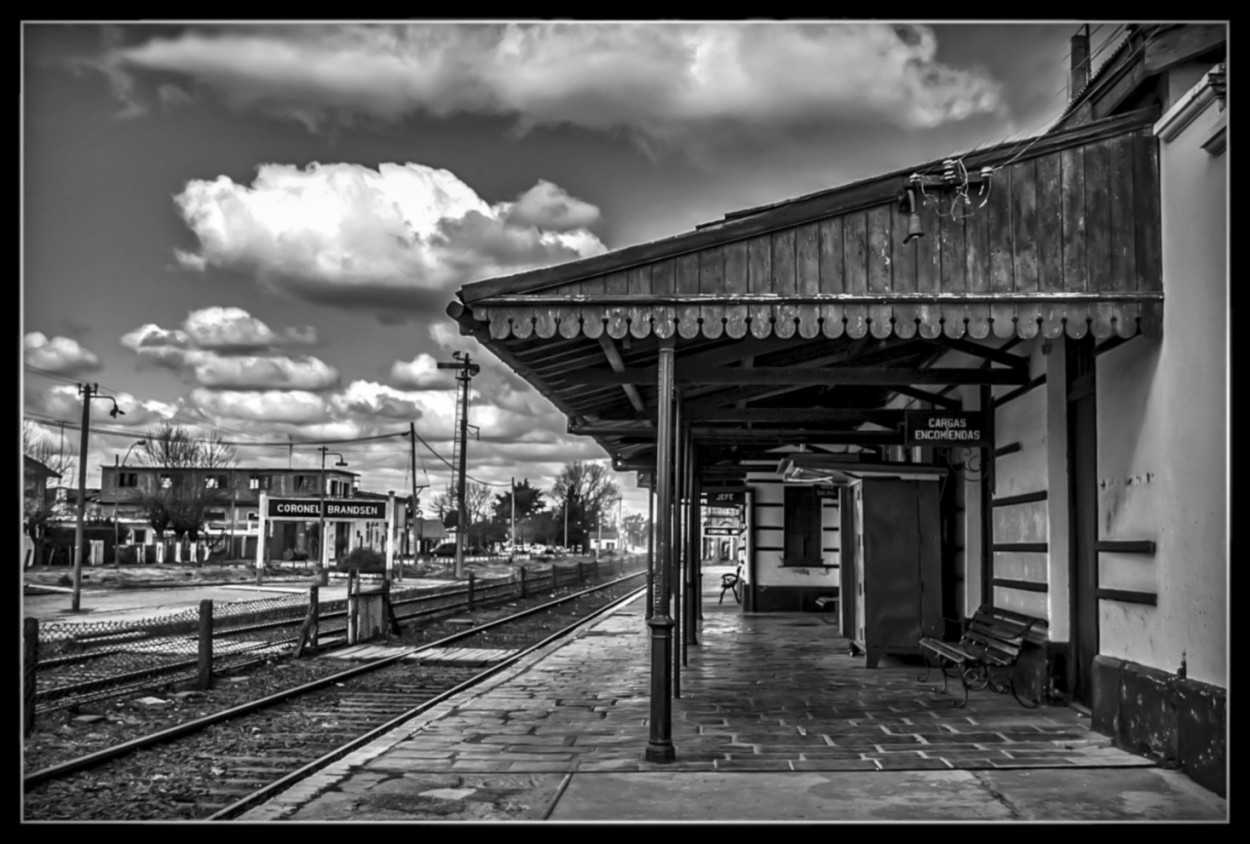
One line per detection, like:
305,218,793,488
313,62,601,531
446,25,1227,795
97,464,404,565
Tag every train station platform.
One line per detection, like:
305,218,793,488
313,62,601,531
239,564,1227,823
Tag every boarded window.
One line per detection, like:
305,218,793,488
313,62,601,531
783,485,822,566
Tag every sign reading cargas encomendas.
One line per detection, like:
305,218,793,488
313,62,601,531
904,411,990,447
266,498,388,520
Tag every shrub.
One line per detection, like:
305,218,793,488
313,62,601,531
336,547,386,573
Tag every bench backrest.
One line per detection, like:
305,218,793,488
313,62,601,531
961,605,1044,663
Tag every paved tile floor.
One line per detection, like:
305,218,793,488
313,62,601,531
240,566,1226,822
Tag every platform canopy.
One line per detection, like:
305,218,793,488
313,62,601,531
447,108,1164,481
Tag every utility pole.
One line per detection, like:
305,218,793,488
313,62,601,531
437,352,479,579
408,422,418,561
71,383,125,612
319,447,347,586
510,477,517,558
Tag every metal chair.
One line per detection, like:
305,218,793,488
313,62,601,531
719,564,743,605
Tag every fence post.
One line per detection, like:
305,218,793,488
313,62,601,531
520,566,527,599
347,571,358,645
383,578,402,635
198,600,213,690
468,572,475,610
24,618,37,738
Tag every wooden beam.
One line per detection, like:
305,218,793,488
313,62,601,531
687,408,906,425
888,385,963,410
923,337,1029,371
691,429,901,444
1143,24,1225,74
675,336,805,371
598,335,647,415
562,367,1028,387
476,291,1165,307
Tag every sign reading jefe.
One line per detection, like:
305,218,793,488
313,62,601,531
266,498,388,520
905,411,989,447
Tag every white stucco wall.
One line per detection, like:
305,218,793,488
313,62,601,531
1095,76,1226,686
747,476,840,589
989,339,1051,620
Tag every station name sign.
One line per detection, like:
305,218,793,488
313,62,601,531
266,498,388,520
702,490,745,506
905,411,989,447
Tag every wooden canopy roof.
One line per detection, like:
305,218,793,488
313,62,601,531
447,108,1164,479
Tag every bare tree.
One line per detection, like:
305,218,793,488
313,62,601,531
134,423,237,546
137,422,236,469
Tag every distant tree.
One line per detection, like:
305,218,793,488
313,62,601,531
465,482,494,547
622,512,648,550
489,479,547,545
134,423,237,545
550,461,619,550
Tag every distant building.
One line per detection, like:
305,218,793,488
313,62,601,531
589,528,620,553
96,464,401,564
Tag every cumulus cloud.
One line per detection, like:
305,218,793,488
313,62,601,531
171,162,606,319
193,355,340,391
390,353,454,390
189,387,328,424
501,180,601,232
182,305,317,351
24,332,103,376
103,23,1004,148
120,306,337,390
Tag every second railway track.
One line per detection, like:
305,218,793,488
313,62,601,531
23,572,646,822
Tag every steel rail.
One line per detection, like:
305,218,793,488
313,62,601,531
208,582,647,820
23,569,643,791
30,561,620,713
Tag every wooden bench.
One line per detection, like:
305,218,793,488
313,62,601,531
917,604,1044,709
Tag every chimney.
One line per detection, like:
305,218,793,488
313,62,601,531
1070,26,1091,100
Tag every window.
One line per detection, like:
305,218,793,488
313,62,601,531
205,510,227,522
133,529,146,545
159,474,173,489
204,474,228,489
249,474,272,490
783,486,823,566
295,475,318,492
116,472,138,488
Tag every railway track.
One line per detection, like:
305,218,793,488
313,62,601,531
23,573,645,821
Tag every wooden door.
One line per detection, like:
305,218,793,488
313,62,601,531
862,479,924,664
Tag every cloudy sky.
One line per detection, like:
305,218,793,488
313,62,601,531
21,20,1124,520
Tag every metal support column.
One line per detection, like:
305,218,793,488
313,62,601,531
673,393,684,692
688,446,701,643
645,338,677,763
646,488,655,620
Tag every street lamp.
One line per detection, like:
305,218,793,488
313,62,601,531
318,447,347,584
71,383,125,612
112,439,146,565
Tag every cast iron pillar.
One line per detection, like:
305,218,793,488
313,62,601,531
672,392,684,694
645,338,677,763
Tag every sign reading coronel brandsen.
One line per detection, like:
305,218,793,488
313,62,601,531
266,498,388,520
904,411,990,447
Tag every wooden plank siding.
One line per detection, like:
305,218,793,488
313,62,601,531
474,128,1161,342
